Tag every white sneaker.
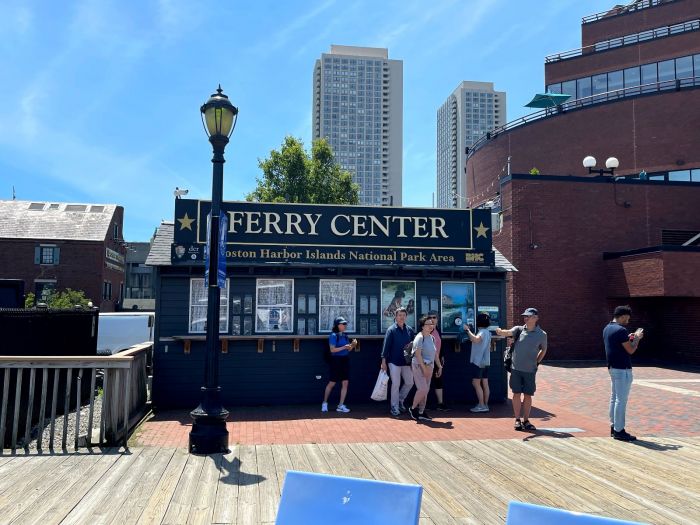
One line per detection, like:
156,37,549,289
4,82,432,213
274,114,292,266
336,404,350,413
477,405,490,412
321,402,328,412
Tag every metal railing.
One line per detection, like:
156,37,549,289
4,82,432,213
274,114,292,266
582,0,675,24
0,342,152,453
467,76,699,159
546,19,699,63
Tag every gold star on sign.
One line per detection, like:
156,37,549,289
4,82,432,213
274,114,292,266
474,221,489,238
177,212,195,231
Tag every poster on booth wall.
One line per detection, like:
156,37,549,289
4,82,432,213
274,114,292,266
440,282,476,334
478,306,500,331
380,281,416,332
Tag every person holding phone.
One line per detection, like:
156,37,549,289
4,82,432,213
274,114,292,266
604,305,644,441
322,317,357,413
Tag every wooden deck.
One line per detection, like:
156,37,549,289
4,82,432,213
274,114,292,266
0,436,699,524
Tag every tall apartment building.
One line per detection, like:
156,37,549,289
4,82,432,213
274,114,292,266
436,81,506,208
313,45,403,206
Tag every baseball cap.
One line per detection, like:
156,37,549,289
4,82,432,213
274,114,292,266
521,308,539,316
334,316,348,325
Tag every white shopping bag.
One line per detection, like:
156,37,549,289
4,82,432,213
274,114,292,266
370,370,389,401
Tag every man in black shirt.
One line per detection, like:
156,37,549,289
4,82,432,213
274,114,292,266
603,305,644,442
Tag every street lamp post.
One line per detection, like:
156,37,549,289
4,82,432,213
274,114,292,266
583,155,619,176
189,85,239,454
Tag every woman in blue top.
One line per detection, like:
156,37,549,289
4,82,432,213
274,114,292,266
322,316,357,413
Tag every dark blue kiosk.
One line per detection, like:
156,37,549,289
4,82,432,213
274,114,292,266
146,199,515,412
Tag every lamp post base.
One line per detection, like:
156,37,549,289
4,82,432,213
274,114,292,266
189,389,230,455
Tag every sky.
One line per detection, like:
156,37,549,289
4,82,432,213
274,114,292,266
0,0,614,241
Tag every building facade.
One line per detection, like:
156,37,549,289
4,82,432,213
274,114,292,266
0,200,126,312
313,45,403,206
465,0,700,363
437,82,506,208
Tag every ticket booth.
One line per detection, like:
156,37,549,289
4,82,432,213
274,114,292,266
147,200,515,409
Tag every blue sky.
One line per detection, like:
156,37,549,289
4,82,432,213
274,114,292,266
0,0,613,241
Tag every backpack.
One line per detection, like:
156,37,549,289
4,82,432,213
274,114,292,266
402,327,416,365
503,326,523,373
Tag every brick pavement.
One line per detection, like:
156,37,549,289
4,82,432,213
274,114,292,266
133,363,699,448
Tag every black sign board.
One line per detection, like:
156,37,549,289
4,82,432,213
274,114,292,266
172,199,494,267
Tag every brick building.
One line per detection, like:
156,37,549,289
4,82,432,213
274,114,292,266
465,0,700,363
0,200,126,311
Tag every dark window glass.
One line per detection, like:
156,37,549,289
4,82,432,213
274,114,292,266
694,54,700,76
675,56,693,79
608,70,623,91
40,247,54,264
547,83,562,94
577,77,592,99
658,59,675,81
561,80,576,97
592,74,607,95
624,67,640,88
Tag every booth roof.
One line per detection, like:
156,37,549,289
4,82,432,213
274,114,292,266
144,221,517,272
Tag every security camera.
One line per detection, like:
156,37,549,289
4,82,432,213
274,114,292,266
174,187,189,198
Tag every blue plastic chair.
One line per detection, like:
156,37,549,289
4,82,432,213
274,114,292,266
276,470,423,525
506,501,647,525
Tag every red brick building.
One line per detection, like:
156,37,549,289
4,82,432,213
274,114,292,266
0,200,126,311
466,0,700,363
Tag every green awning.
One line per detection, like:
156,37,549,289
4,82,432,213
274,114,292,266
524,92,571,108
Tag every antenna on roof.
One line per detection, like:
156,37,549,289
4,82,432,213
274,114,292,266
12,186,16,200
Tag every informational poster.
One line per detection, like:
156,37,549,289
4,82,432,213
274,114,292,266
319,280,356,332
440,282,476,333
255,279,293,333
381,281,416,331
479,306,500,331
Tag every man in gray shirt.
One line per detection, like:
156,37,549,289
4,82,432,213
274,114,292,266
496,308,548,431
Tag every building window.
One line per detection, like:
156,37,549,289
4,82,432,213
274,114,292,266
319,280,356,332
35,245,59,265
189,278,229,334
103,281,112,300
35,280,56,302
255,279,293,333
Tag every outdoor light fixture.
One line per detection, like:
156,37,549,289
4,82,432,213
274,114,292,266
189,85,238,455
583,155,619,176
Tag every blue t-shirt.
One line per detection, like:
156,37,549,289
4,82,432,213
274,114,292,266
329,332,350,357
603,322,631,369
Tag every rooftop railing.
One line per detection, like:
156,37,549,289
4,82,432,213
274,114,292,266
467,76,699,159
582,0,676,24
546,19,699,63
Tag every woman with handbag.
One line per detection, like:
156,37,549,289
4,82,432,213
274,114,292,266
322,317,357,413
408,315,440,422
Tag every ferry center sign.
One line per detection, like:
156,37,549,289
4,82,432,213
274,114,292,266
171,199,494,267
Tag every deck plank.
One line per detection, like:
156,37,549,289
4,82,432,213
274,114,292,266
137,448,190,525
255,445,280,524
235,445,260,525
161,452,206,525
187,453,223,525
112,447,178,525
211,444,241,525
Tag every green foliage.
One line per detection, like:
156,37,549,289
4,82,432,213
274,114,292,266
25,288,92,309
246,136,360,205
529,167,540,175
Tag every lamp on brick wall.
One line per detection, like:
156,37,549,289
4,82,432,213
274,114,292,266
189,86,238,455
583,155,619,176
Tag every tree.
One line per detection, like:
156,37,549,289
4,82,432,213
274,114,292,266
247,136,359,205
25,288,92,309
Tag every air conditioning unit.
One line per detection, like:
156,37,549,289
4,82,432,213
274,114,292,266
491,212,502,233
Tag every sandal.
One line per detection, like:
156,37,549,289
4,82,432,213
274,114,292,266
522,420,536,431
514,419,523,431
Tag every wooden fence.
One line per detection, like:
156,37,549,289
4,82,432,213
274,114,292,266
0,342,152,453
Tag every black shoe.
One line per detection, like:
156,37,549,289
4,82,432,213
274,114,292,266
407,407,417,420
613,429,637,442
514,419,523,431
418,410,432,421
436,403,450,412
610,425,614,437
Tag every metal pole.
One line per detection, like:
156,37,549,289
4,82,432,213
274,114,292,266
189,134,230,454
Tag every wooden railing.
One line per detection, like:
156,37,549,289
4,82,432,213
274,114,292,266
0,342,152,453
